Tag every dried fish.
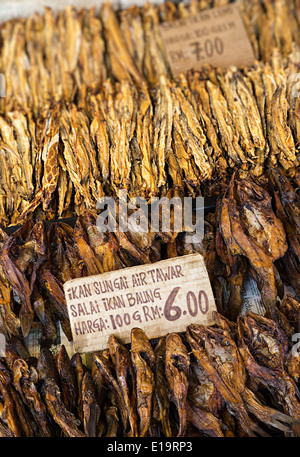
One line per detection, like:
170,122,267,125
42,378,85,437
131,328,155,437
165,333,190,437
109,334,138,437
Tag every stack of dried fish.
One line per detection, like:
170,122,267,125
0,0,299,110
0,59,299,225
0,0,299,438
0,1,298,226
0,208,162,340
1,310,300,437
269,169,300,300
166,170,300,322
216,172,288,314
0,169,299,436
0,170,299,341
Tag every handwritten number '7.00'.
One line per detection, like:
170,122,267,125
190,37,224,61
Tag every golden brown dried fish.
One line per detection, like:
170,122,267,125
109,334,138,437
74,213,103,276
172,83,212,180
5,349,51,437
165,333,190,437
187,402,224,437
142,4,170,85
218,175,287,310
238,312,300,434
89,93,110,184
101,2,145,87
131,328,155,437
187,324,271,436
38,263,72,340
92,352,129,432
81,371,101,437
0,418,14,437
40,104,61,215
188,357,223,417
70,352,87,424
153,337,172,437
42,378,85,437
270,85,297,173
0,221,35,337
206,80,247,169
37,348,60,385
152,75,173,188
0,360,23,437
56,345,78,414
104,391,120,437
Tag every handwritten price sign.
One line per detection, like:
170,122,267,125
63,253,217,353
159,4,255,77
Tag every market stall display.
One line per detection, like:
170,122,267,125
0,0,299,438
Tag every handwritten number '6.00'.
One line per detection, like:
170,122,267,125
164,287,209,321
164,287,182,321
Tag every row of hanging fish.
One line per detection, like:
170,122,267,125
1,306,300,437
1,0,299,111
0,0,299,226
0,55,299,226
0,168,298,346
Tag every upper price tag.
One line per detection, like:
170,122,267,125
159,4,255,77
63,253,217,353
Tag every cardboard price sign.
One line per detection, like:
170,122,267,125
63,253,217,353
159,4,255,77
